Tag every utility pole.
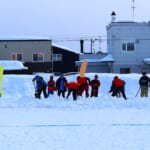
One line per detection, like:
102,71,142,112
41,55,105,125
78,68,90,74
131,0,135,21
51,41,53,73
90,39,95,54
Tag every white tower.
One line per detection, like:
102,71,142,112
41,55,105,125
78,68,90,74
111,11,116,22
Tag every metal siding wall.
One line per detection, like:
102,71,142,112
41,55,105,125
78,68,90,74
0,40,52,62
107,22,150,73
86,64,108,73
113,63,144,73
0,42,9,59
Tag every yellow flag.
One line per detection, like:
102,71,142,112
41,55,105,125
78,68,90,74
79,61,88,77
0,66,4,96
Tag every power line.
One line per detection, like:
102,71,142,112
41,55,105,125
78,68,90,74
52,36,106,42
52,36,107,53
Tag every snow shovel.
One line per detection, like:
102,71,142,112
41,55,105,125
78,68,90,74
33,81,39,98
135,87,140,97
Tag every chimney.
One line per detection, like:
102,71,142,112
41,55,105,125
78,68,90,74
80,39,84,53
111,11,116,22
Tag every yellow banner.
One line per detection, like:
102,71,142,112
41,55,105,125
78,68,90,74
0,66,4,96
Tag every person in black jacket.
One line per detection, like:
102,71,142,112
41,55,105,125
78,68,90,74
139,72,150,97
56,74,68,98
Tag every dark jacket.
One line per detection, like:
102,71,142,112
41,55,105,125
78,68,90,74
56,77,68,91
90,79,100,88
139,75,150,88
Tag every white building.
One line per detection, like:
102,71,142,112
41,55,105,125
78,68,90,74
107,12,150,73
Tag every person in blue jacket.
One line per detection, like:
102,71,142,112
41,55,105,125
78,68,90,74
56,74,68,98
32,75,48,99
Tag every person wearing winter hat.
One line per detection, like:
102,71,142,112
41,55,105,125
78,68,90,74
77,76,90,98
109,76,121,98
139,72,150,97
56,73,68,98
111,76,127,100
32,75,48,99
47,75,56,96
89,74,101,97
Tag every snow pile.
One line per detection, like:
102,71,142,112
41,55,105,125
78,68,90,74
0,73,149,109
0,60,28,70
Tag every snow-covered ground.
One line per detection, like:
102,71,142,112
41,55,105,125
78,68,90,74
0,73,150,150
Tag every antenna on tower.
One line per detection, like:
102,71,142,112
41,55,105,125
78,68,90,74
131,0,135,20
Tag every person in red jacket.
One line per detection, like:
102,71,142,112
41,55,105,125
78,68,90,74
109,76,121,98
47,75,56,96
111,76,127,100
66,80,80,100
77,76,90,98
90,74,100,97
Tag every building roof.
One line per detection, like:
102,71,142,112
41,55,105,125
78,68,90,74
99,54,114,62
0,36,51,41
144,58,150,64
76,54,114,63
52,43,80,54
107,21,149,29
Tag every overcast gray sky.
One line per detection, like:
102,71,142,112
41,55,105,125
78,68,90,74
0,0,149,52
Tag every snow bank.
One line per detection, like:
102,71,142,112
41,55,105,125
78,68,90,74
0,60,28,70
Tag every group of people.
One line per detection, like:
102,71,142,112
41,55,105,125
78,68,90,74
32,72,150,100
32,74,100,100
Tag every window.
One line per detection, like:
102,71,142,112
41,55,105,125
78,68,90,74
122,43,126,50
122,42,135,51
33,53,44,62
52,54,62,61
11,53,22,61
127,43,134,51
120,68,130,74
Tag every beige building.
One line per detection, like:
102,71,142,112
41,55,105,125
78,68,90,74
0,38,52,73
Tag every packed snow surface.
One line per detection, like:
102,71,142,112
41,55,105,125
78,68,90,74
0,73,150,150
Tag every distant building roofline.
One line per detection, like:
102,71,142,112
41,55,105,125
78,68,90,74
76,54,114,63
108,20,149,25
0,36,52,41
52,43,81,54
